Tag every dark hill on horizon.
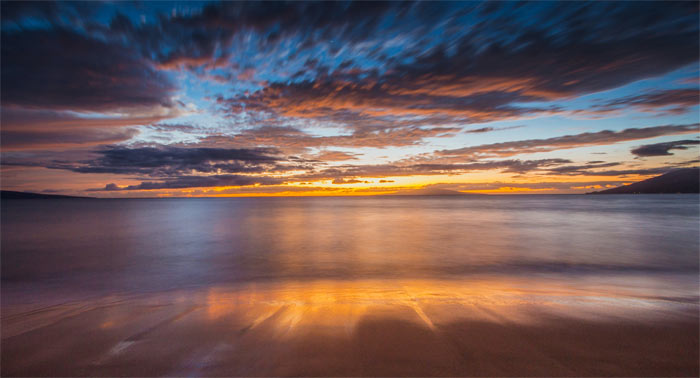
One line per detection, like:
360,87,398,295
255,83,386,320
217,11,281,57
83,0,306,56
0,191,91,199
588,168,699,194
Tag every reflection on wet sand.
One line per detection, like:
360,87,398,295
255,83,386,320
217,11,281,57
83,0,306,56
3,278,698,376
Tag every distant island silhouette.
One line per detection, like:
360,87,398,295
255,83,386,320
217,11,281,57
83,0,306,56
0,191,90,199
588,168,700,194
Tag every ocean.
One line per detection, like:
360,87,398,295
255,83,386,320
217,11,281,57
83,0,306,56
3,195,698,295
2,195,699,375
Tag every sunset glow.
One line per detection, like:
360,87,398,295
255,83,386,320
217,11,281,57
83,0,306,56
1,1,698,196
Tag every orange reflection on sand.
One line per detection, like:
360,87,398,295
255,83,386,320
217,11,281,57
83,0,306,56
199,278,695,337
3,277,698,376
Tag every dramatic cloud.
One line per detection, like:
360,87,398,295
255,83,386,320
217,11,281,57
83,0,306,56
43,144,573,182
1,1,698,195
221,1,698,126
55,146,284,177
96,175,284,191
1,28,175,112
126,1,404,69
223,78,556,125
631,140,700,157
436,124,699,160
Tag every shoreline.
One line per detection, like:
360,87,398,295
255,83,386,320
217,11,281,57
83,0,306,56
3,279,698,376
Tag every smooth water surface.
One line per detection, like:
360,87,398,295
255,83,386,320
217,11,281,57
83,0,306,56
2,195,699,295
2,195,699,376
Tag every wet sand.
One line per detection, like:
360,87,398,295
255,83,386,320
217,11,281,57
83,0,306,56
2,278,698,376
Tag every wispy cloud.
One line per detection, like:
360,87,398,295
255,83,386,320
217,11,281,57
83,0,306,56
436,124,699,160
631,139,700,157
592,89,700,115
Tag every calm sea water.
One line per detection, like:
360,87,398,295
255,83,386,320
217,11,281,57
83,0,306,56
2,195,699,299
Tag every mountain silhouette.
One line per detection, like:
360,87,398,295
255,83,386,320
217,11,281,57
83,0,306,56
589,168,699,194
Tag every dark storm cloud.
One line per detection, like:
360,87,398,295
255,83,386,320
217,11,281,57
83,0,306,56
55,146,283,177
631,140,700,157
95,175,284,191
436,124,699,159
1,28,175,111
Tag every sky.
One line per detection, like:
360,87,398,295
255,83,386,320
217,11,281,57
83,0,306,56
1,0,698,197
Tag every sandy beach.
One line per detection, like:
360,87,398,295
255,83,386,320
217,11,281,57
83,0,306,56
3,278,698,376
